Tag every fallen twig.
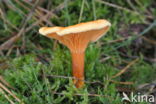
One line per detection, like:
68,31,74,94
22,0,57,16
52,91,113,101
0,8,19,31
0,0,40,51
46,74,133,86
0,82,24,104
0,34,21,51
100,56,111,62
120,52,156,63
103,37,129,45
110,80,134,85
0,75,13,89
95,0,140,15
0,88,15,104
142,36,156,45
111,58,139,78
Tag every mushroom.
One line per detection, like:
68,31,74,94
39,19,111,88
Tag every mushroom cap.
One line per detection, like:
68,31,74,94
56,19,111,36
39,26,63,36
39,19,111,42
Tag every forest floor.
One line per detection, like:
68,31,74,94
0,0,156,104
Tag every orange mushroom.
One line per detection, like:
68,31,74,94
39,19,111,88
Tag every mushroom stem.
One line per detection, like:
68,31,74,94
71,51,85,88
